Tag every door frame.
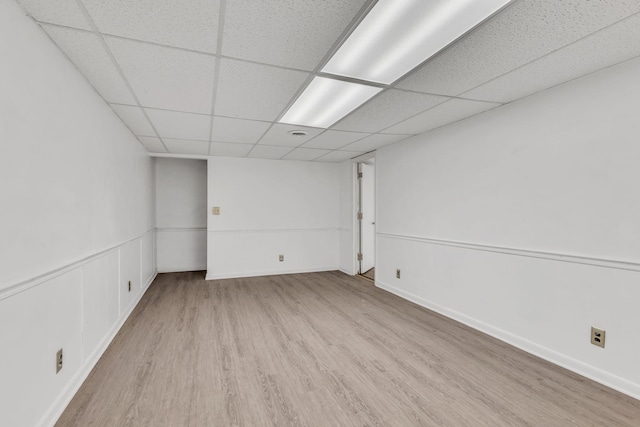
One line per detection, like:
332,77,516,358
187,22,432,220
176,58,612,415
351,152,376,276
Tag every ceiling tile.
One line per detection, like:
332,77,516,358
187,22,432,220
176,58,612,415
214,58,309,121
258,124,323,147
211,116,270,144
209,142,253,158
138,136,166,153
315,151,362,163
396,0,640,96
43,25,134,104
110,104,155,136
340,134,410,152
106,37,216,114
81,0,219,53
302,130,370,150
463,13,640,103
247,145,292,160
18,0,91,29
163,139,209,155
385,98,501,135
332,89,449,133
282,148,331,161
145,109,210,141
222,0,366,70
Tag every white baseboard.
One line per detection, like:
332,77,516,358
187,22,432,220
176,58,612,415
37,272,158,427
205,266,338,281
157,267,206,273
376,279,640,401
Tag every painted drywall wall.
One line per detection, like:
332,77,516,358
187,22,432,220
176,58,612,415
375,56,640,398
206,157,340,279
0,2,156,426
155,158,207,272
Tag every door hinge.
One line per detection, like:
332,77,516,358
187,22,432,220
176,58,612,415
357,172,363,178
357,253,363,261
357,212,363,220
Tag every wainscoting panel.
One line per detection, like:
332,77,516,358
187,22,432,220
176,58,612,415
376,233,640,400
339,228,355,275
157,228,207,273
82,251,119,363
206,228,339,280
0,230,157,427
119,239,142,316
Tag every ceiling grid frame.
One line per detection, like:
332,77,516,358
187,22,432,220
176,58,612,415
246,0,380,160
15,0,640,161
71,0,169,153
459,9,640,102
207,0,227,156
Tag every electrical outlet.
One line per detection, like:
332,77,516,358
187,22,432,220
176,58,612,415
128,280,131,292
591,327,605,348
56,348,63,373
212,207,220,215
396,269,401,279
279,254,284,262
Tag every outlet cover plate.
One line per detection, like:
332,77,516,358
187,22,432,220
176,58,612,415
56,348,63,373
591,326,605,348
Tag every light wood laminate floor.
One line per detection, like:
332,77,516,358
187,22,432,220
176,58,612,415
56,271,640,426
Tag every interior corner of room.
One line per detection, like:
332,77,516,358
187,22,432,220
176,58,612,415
2,0,640,425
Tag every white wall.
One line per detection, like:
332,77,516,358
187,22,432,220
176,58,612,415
206,157,340,279
0,2,156,426
155,158,207,272
375,56,640,399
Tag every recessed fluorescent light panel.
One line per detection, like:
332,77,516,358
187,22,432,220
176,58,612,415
323,0,512,84
280,77,382,128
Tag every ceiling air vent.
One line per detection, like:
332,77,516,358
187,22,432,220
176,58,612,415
287,130,308,137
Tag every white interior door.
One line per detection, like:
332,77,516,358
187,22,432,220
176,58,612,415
360,162,375,273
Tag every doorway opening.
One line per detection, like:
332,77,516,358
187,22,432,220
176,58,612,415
357,159,375,281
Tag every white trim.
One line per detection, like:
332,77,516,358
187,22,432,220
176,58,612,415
207,227,339,234
37,271,158,427
149,153,210,160
375,279,640,401
157,267,206,274
338,268,355,276
351,151,376,162
157,227,207,233
351,162,359,275
378,232,640,272
0,229,156,300
205,266,337,281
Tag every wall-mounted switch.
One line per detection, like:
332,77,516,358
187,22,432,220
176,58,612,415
212,207,220,215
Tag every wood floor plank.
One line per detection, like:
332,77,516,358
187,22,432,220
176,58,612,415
56,271,640,426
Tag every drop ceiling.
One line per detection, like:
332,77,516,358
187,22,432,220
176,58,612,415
16,0,640,162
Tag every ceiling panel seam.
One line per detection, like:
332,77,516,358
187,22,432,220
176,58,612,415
456,9,640,100
269,0,380,160
208,0,227,156
72,0,169,152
